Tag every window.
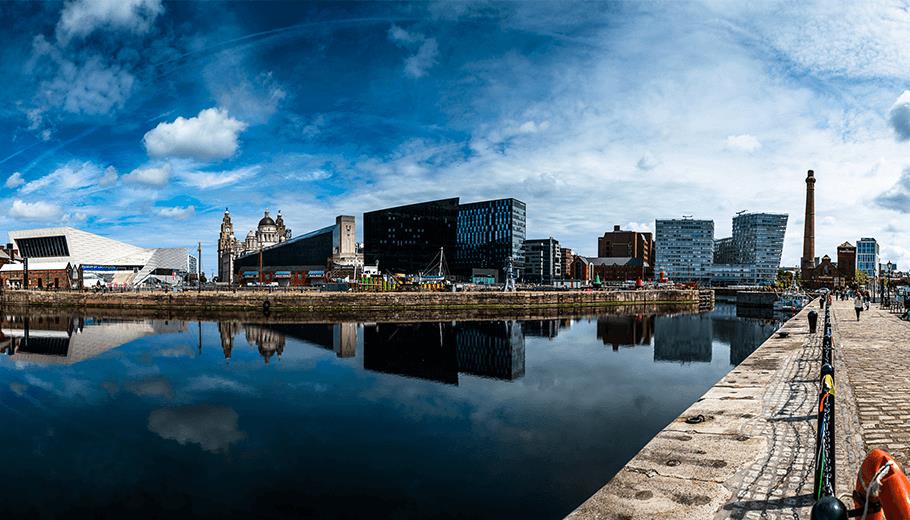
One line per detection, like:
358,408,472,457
17,236,69,257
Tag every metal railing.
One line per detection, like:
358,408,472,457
811,299,849,518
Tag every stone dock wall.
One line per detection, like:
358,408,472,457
0,288,705,316
569,302,840,519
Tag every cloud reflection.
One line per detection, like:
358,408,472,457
148,405,245,453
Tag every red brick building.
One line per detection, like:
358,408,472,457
598,225,655,266
0,262,74,289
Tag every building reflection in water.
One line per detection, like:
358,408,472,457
653,314,713,363
223,323,358,363
0,314,186,365
243,325,286,364
710,305,780,365
596,315,654,351
363,321,525,385
651,305,780,365
363,322,460,384
521,318,571,339
227,320,526,384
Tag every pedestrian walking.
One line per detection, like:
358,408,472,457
854,294,864,321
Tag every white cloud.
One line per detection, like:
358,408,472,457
888,91,910,141
123,164,171,187
157,205,195,220
388,25,420,44
724,134,762,153
713,2,910,81
636,152,659,171
143,108,248,161
388,25,439,78
177,165,259,189
5,172,25,189
204,49,287,125
99,166,118,187
20,161,104,194
9,200,62,221
57,0,164,43
147,405,246,453
30,34,138,117
63,211,88,223
405,39,439,78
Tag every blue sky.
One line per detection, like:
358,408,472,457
4,1,910,270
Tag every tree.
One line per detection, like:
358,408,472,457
776,269,795,289
855,269,868,286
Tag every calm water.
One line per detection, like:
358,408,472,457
0,304,779,519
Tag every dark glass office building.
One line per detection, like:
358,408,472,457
363,198,459,274
455,198,526,279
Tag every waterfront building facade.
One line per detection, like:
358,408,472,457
856,237,879,280
364,198,459,275
454,198,526,280
837,242,856,281
598,225,654,266
234,215,361,286
5,227,187,288
588,257,651,282
654,219,714,284
560,248,575,279
0,262,75,289
731,212,788,285
522,238,562,284
803,254,852,289
217,209,292,284
713,237,736,264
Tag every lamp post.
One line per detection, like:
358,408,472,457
887,261,894,302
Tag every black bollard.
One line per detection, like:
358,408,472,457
810,496,848,520
808,310,818,333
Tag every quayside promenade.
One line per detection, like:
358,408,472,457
0,288,710,316
569,298,910,519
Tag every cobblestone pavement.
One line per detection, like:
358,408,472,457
569,305,825,519
832,299,910,475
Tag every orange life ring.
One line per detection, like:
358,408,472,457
853,448,910,519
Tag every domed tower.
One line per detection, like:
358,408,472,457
217,208,237,284
244,229,257,252
275,210,290,243
256,209,279,248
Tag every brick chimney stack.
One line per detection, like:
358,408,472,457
800,170,816,278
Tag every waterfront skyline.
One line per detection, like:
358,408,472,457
2,2,910,267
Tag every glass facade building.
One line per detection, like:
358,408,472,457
455,198,526,278
522,238,562,284
654,219,714,284
363,198,459,274
856,237,879,279
730,212,788,285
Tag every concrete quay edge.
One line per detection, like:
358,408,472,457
568,303,821,519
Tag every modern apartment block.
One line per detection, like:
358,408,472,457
730,212,788,285
654,219,714,284
522,238,562,284
455,198,526,279
713,237,736,264
856,237,879,279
